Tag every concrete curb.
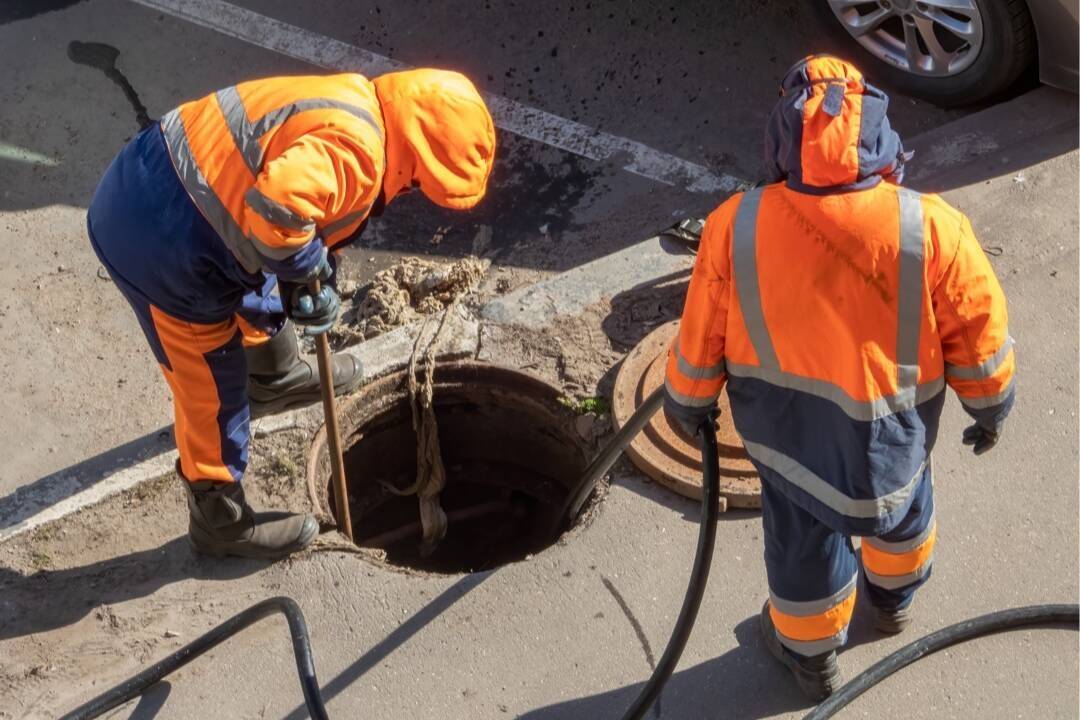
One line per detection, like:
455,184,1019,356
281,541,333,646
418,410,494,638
481,235,696,329
0,310,480,545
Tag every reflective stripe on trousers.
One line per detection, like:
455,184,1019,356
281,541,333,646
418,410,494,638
862,513,937,590
769,574,857,655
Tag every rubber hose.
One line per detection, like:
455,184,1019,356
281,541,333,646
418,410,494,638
60,596,329,720
619,419,721,720
563,385,665,522
804,603,1080,719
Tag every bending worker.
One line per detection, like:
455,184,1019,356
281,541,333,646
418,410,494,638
664,56,1014,699
88,70,496,560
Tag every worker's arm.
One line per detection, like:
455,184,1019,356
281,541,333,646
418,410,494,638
932,213,1015,452
663,200,734,435
243,121,380,281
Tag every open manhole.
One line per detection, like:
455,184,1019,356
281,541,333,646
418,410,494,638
307,362,593,574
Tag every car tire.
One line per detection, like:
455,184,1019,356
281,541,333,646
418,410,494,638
815,0,1037,107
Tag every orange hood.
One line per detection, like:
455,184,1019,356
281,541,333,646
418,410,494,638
373,69,496,209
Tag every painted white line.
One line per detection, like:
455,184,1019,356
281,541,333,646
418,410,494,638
0,450,179,545
128,0,739,194
0,142,60,166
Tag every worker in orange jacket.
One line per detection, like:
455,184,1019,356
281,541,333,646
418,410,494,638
88,69,496,559
664,56,1014,699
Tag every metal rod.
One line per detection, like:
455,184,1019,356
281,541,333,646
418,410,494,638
310,278,354,542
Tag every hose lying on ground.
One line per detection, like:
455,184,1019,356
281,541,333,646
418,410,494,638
60,596,328,720
804,603,1080,719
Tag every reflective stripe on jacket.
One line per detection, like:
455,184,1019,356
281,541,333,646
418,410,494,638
665,182,1014,534
160,73,386,277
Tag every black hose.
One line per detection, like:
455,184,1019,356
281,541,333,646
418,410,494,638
563,386,665,522
619,420,721,720
60,596,329,720
804,603,1080,719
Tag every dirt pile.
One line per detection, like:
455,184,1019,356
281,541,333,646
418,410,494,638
332,256,489,347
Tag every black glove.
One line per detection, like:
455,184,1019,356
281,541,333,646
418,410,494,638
279,253,340,336
962,422,1001,456
665,406,719,441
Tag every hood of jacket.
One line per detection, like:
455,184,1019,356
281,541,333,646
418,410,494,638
373,68,496,209
765,55,909,193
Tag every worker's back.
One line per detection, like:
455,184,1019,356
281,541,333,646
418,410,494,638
160,70,495,275
664,56,1014,537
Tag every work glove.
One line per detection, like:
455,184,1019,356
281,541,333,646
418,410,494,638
665,406,719,441
280,252,340,336
962,421,1001,456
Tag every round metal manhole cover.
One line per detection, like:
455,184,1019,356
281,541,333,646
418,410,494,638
612,320,761,509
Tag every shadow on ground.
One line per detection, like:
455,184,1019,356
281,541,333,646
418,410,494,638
278,571,493,720
519,614,811,720
520,584,894,720
0,537,263,641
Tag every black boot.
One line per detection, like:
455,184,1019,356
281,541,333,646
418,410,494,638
872,601,914,634
760,601,843,701
179,463,318,560
246,320,363,417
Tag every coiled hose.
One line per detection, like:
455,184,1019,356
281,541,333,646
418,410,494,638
59,388,1077,719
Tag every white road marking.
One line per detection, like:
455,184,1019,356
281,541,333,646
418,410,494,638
128,0,740,194
0,142,60,166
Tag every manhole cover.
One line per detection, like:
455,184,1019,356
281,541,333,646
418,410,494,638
612,320,760,509
308,362,594,574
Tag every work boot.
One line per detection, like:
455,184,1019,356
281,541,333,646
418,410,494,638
760,601,843,701
246,320,363,417
872,601,914,634
179,463,318,560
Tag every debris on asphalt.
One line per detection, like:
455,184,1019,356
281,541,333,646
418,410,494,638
334,255,490,345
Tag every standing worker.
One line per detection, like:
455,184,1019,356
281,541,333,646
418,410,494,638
664,56,1014,699
88,70,496,560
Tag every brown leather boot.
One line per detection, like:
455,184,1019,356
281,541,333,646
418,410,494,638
760,601,843,701
246,320,363,417
179,464,318,560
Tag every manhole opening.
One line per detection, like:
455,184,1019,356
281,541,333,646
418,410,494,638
309,363,594,574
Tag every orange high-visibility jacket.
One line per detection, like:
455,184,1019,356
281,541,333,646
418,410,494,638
665,57,1014,534
161,69,495,279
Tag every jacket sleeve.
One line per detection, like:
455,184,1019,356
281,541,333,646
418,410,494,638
932,213,1015,431
243,122,380,281
663,200,734,431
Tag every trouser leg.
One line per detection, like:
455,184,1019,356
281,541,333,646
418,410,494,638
861,465,936,610
105,272,249,484
762,480,858,656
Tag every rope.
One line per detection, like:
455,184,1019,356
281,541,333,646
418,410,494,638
379,302,457,556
